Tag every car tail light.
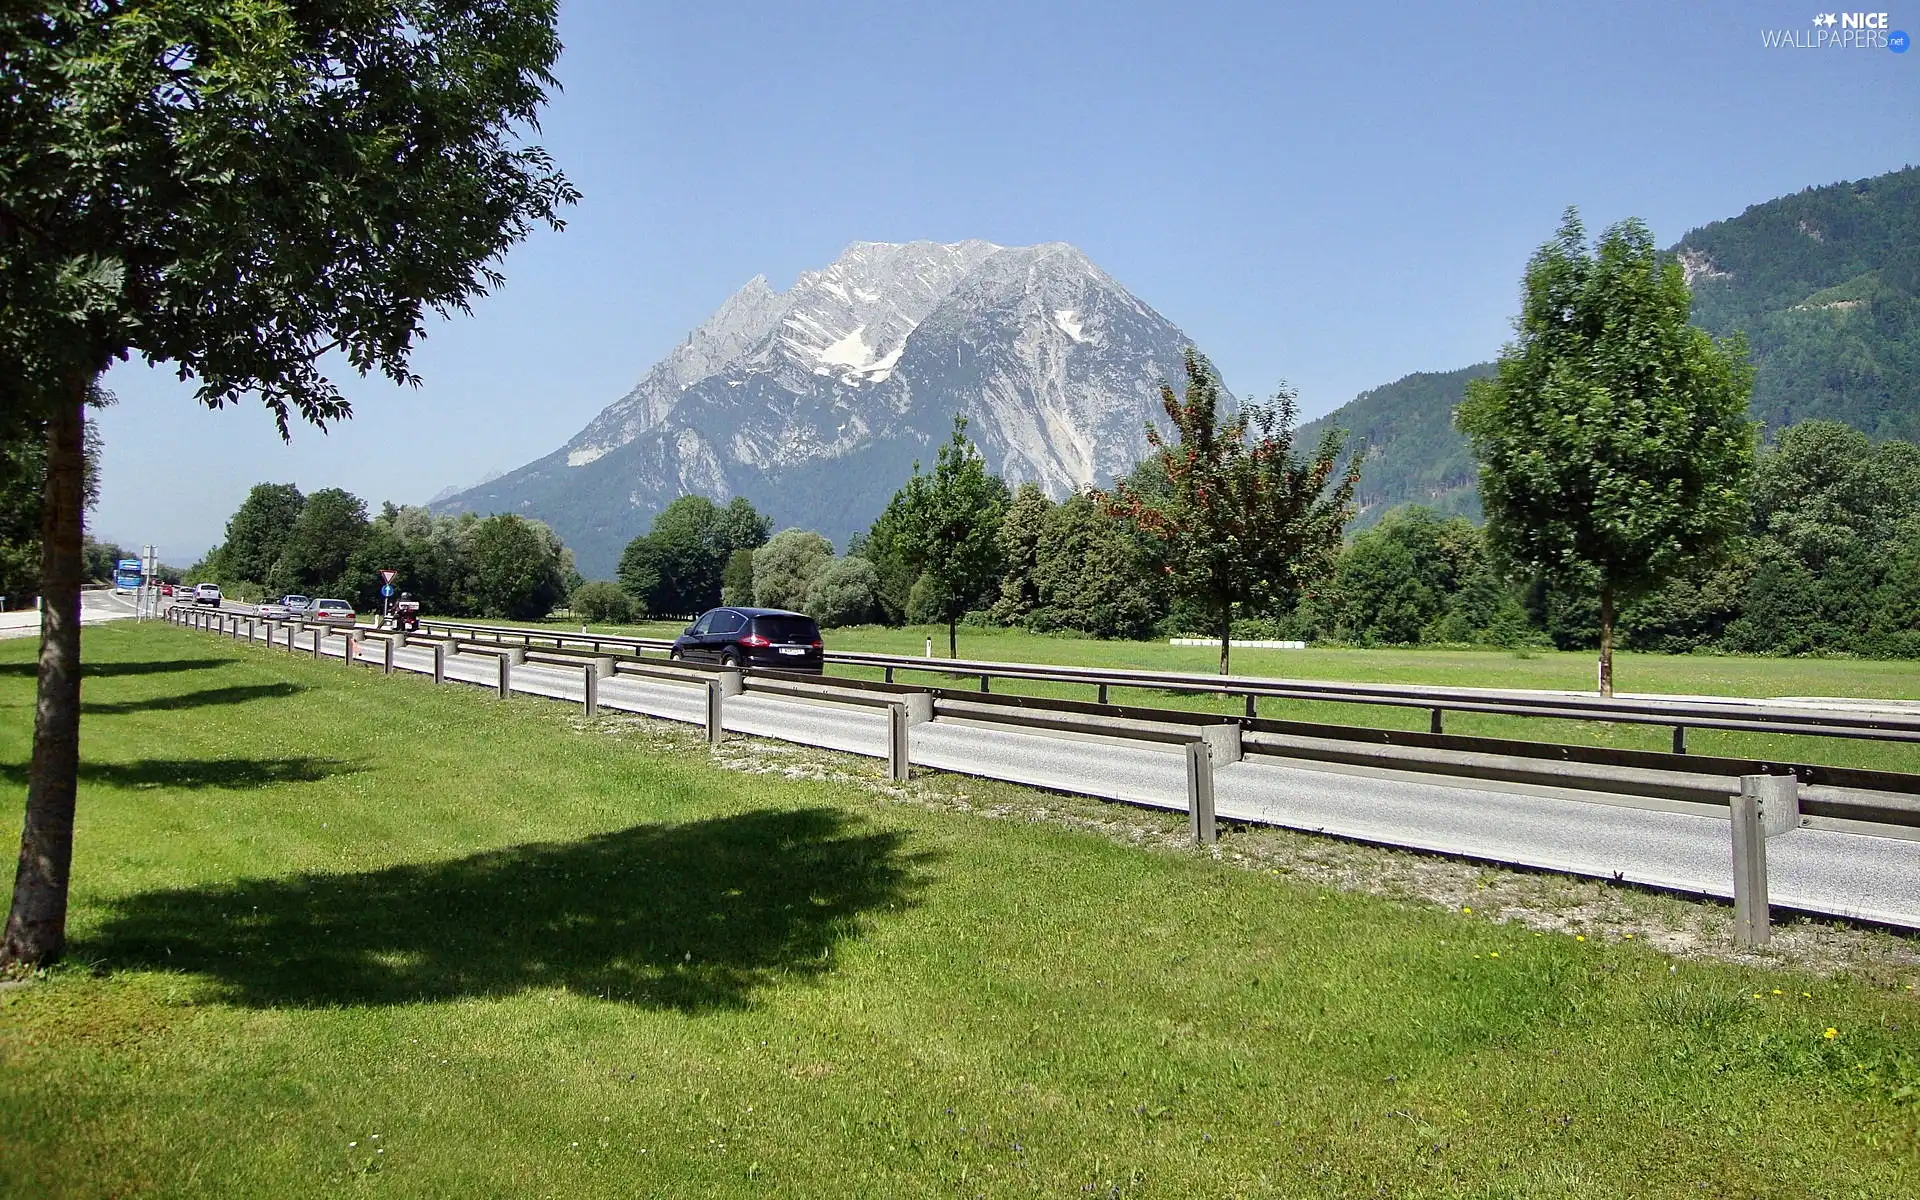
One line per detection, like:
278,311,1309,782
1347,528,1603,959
810,640,823,649
739,634,771,649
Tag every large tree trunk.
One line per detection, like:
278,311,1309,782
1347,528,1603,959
1597,585,1615,698
3,388,88,968
1218,604,1231,676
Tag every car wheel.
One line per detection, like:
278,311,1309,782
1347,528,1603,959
721,649,743,669
668,649,681,661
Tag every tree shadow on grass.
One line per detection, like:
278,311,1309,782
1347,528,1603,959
83,681,306,714
0,756,361,790
0,657,236,679
88,807,930,1013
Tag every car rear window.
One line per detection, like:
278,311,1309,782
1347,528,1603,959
752,615,819,643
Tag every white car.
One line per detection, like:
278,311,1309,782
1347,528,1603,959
309,598,358,625
193,583,222,608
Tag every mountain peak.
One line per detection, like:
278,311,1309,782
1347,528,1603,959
436,239,1208,574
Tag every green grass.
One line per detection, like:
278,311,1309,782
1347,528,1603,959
3,626,1917,1197
494,618,1920,775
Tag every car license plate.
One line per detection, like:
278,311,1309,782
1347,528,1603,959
778,647,805,656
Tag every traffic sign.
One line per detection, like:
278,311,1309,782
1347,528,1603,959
379,569,398,584
381,584,395,598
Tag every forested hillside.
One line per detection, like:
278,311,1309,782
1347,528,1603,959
1297,365,1493,528
1307,165,1920,522
1680,165,1920,442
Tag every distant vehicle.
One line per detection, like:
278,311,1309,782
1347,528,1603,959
113,557,142,594
193,583,222,608
159,582,173,598
309,598,357,625
258,595,312,620
670,607,823,673
390,592,420,633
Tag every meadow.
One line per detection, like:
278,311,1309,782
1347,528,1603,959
1,624,1916,1197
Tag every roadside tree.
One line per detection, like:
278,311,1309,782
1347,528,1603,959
1457,210,1755,695
1,0,574,967
1104,350,1359,674
753,530,835,612
889,418,1010,657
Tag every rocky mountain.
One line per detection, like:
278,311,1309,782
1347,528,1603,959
1301,164,1920,525
435,240,1210,576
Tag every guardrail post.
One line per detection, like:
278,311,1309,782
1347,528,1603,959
1429,708,1444,735
1672,725,1688,755
394,630,408,649
497,655,512,699
1731,781,1769,948
583,663,599,717
1185,741,1217,846
888,702,910,782
1730,774,1801,948
706,678,724,745
1244,695,1256,719
884,665,894,684
382,637,394,675
431,642,445,685
312,629,324,661
979,674,990,693
719,668,744,699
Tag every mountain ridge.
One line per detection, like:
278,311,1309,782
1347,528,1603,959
435,239,1211,575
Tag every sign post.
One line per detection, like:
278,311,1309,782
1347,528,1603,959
378,569,398,623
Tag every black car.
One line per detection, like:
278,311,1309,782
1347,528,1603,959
670,607,824,672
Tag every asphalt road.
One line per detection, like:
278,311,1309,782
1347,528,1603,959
195,616,1920,930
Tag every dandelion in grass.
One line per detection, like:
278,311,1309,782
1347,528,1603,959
1462,906,1472,914
1824,1028,1838,1040
1490,952,1499,959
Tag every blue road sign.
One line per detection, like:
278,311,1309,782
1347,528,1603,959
381,584,395,598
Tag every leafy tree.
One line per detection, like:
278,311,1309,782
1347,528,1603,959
217,483,306,587
715,498,773,559
1105,350,1359,674
854,500,920,625
613,496,769,618
990,483,1054,625
465,515,569,620
1458,210,1756,695
720,549,756,606
889,417,1010,657
570,580,635,625
753,530,835,612
270,488,369,597
807,556,883,628
79,539,127,586
1,0,573,965
1028,495,1167,640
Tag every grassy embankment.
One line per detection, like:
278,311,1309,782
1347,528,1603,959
1,624,1916,1196
468,616,1920,775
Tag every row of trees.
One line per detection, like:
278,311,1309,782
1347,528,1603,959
197,484,575,621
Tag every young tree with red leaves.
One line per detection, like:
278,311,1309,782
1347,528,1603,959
1102,350,1360,675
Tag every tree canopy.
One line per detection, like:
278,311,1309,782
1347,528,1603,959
2,0,574,966
1458,209,1756,695
1104,350,1358,674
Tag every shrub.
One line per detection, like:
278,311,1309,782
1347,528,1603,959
571,580,636,624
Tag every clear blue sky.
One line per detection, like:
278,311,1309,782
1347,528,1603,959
93,0,1920,565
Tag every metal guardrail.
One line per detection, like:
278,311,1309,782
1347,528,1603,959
408,617,1920,752
170,603,1920,940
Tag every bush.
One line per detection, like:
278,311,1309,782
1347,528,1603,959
806,556,881,628
571,580,635,624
